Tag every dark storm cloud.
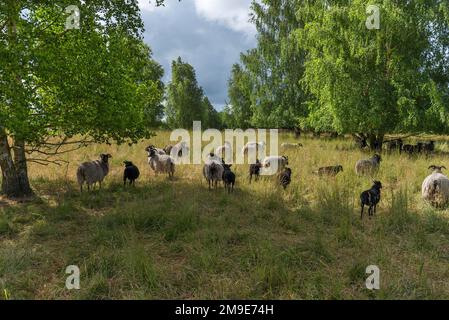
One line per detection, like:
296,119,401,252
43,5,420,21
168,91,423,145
140,1,256,110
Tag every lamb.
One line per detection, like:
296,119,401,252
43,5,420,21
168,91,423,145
281,142,303,149
203,153,224,190
278,167,292,190
421,165,449,208
222,164,236,194
262,155,289,175
77,153,112,192
313,165,343,177
145,146,175,178
216,141,232,164
355,154,382,176
249,159,262,183
360,181,383,219
123,161,140,186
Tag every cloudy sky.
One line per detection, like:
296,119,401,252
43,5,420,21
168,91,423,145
139,0,257,110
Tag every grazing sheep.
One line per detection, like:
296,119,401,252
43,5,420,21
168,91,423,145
421,141,435,154
123,161,140,186
242,141,266,157
147,145,166,155
203,153,224,190
281,142,303,149
262,155,289,175
422,165,449,208
278,167,292,190
146,146,175,178
249,159,262,183
313,165,343,177
222,164,236,194
386,139,403,153
355,154,382,176
77,153,112,192
360,181,383,219
216,141,232,164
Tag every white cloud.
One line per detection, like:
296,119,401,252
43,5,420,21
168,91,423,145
138,0,156,12
193,0,255,35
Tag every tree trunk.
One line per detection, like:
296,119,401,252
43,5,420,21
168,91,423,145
13,139,33,196
0,130,33,198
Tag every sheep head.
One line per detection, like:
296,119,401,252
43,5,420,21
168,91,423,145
428,165,446,173
100,153,112,163
372,180,383,189
123,161,133,167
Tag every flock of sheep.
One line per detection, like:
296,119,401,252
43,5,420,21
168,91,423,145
75,139,449,218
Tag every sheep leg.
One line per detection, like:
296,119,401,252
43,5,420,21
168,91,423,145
208,179,211,191
360,204,364,219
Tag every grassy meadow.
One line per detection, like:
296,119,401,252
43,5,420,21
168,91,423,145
0,130,449,299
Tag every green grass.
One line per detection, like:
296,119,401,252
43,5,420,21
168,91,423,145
0,131,449,299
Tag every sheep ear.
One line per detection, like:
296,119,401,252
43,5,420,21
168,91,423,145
428,165,436,170
442,166,447,170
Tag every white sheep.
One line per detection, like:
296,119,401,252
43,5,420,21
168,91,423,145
146,146,175,178
261,155,289,175
216,141,232,164
355,154,382,176
203,153,224,190
422,165,449,207
77,153,112,192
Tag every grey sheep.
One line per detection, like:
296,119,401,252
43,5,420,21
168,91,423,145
77,153,112,192
146,146,175,178
355,154,382,176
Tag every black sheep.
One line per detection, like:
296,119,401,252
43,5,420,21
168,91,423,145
222,164,235,194
360,181,382,219
123,161,140,186
249,159,262,183
279,167,292,190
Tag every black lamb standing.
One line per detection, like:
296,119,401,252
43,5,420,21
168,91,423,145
279,167,292,190
123,161,140,186
360,181,383,219
222,164,236,194
249,159,262,183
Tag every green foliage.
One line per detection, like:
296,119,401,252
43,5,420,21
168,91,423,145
296,0,449,138
227,0,308,129
165,57,220,129
0,0,165,144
